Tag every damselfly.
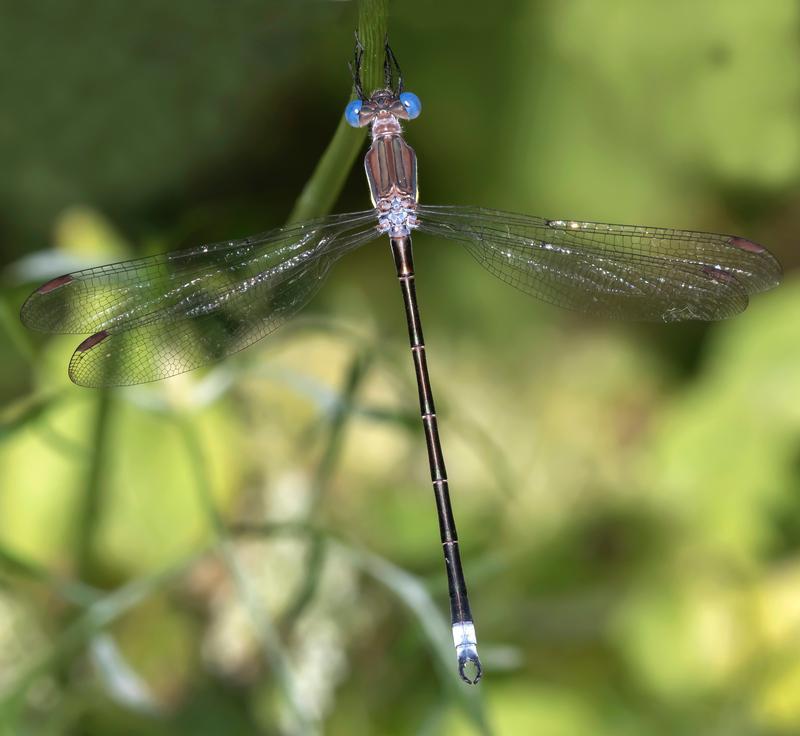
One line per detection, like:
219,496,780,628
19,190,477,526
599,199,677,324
20,41,782,684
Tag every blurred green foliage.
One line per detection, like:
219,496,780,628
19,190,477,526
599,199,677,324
0,1,799,734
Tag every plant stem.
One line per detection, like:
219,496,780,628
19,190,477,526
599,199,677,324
0,550,203,720
0,298,35,365
286,0,388,224
76,388,112,579
281,349,374,627
174,414,315,736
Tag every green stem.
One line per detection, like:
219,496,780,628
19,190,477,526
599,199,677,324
286,0,388,223
173,414,315,736
0,543,100,607
76,388,113,579
0,550,203,722
312,349,375,507
280,349,374,627
229,522,492,735
0,297,36,365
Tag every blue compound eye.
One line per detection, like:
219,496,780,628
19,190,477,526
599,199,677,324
345,99,363,127
399,91,422,119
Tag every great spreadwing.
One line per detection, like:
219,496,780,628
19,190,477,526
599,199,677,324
20,41,782,684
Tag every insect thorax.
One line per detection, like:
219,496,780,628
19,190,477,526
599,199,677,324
364,118,419,237
376,191,419,237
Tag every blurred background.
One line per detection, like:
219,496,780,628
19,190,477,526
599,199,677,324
0,1,799,734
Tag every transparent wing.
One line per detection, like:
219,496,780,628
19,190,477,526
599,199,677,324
416,205,782,322
22,211,378,334
21,211,379,386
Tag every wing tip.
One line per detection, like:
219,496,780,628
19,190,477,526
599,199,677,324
727,236,765,254
36,274,74,294
34,273,75,294
76,330,110,353
728,236,783,290
20,275,76,331
69,330,112,387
